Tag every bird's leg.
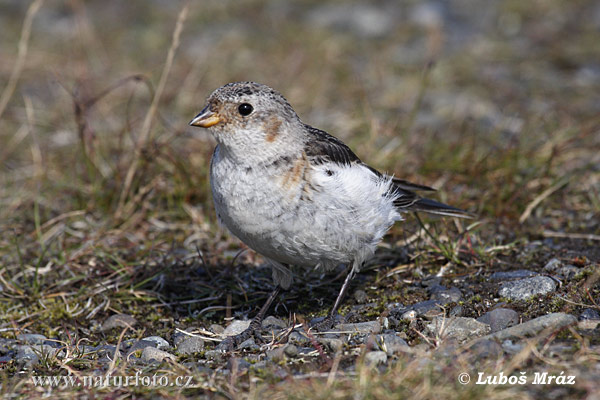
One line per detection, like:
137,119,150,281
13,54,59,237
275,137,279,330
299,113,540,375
217,286,281,351
311,267,356,331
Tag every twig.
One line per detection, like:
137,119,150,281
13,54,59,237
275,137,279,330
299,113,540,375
519,178,569,223
116,2,189,218
0,0,44,121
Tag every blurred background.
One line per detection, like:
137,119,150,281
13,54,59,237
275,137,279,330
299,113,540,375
1,0,599,395
1,0,600,337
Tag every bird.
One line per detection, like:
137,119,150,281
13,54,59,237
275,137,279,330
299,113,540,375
189,81,471,350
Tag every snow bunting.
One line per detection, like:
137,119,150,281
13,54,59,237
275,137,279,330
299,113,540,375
190,82,470,349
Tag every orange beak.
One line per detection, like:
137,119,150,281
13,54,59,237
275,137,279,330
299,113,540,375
189,105,221,128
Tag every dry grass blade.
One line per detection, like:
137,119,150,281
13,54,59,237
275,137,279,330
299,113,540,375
116,2,190,218
0,0,44,122
519,177,569,223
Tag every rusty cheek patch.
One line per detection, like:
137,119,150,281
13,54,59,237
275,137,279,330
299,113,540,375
264,116,283,142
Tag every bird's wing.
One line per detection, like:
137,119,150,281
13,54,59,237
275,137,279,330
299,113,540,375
303,124,472,218
303,124,361,166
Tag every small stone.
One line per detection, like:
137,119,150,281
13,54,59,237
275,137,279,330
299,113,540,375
376,334,408,355
409,300,443,317
468,339,503,359
209,324,225,335
365,351,387,366
449,305,464,317
354,289,368,304
288,331,309,345
101,314,138,331
319,338,344,353
483,313,577,341
477,308,519,332
16,345,39,366
142,336,170,350
204,349,224,362
431,287,462,304
578,320,600,330
543,258,563,272
238,338,258,351
580,309,600,321
498,276,557,301
502,339,524,354
96,345,120,358
557,265,579,279
0,355,13,364
17,334,47,345
262,316,287,330
283,344,298,357
126,340,157,357
141,347,176,364
426,317,491,342
266,346,286,362
490,270,537,280
223,320,251,336
336,321,381,334
227,357,251,371
177,336,205,355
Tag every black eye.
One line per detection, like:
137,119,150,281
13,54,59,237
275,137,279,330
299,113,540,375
238,103,253,116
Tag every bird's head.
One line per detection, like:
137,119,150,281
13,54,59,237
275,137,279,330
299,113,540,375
190,82,303,159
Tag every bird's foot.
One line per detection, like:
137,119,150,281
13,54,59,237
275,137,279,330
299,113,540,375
216,320,264,352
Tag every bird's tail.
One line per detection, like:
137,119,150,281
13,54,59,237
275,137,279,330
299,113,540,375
410,197,473,218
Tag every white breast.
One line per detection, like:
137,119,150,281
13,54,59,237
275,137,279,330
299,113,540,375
210,146,401,273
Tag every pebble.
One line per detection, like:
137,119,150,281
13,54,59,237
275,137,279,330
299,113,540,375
209,324,225,335
426,317,491,342
283,344,298,357
288,331,309,346
580,308,600,321
177,336,205,355
227,357,251,371
354,289,368,304
430,287,462,303
336,321,381,334
142,336,170,350
502,339,524,354
477,308,519,332
266,346,286,362
557,265,579,279
318,338,344,353
238,338,259,351
393,300,443,318
100,314,138,331
483,313,577,341
376,334,409,356
365,351,388,366
262,316,287,330
17,334,47,345
141,347,176,364
449,305,464,317
578,320,600,330
467,339,503,360
543,258,563,272
223,320,251,336
126,340,157,357
498,276,557,301
489,269,537,280
204,350,225,362
16,345,39,366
